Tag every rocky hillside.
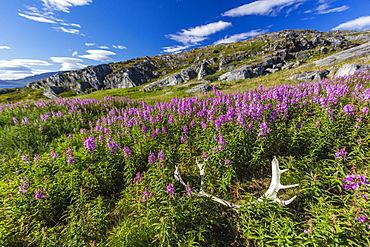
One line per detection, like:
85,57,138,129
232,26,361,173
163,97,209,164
27,29,370,99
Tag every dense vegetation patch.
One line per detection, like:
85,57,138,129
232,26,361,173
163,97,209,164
1,71,370,246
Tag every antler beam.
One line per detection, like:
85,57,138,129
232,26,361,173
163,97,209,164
256,156,299,205
174,156,299,212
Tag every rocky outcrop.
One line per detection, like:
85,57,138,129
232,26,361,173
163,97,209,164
140,67,198,91
288,69,330,81
255,29,349,52
26,29,370,98
43,86,71,99
140,57,218,91
218,66,251,82
184,84,212,93
103,67,150,89
29,64,113,92
344,32,370,42
334,63,370,77
314,41,370,67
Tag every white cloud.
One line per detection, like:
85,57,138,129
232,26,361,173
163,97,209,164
98,46,109,49
165,21,232,49
18,12,57,23
78,49,116,62
61,22,81,28
163,21,232,53
18,3,85,35
0,71,34,80
0,46,11,50
332,16,370,30
286,3,303,15
167,35,207,46
214,29,268,45
113,45,127,50
162,45,191,53
41,0,93,13
0,59,51,68
85,43,96,46
222,0,306,17
316,4,349,14
0,59,52,80
50,57,86,71
54,26,83,35
19,6,65,23
72,51,78,56
180,21,232,37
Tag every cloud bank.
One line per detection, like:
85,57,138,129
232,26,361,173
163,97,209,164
0,59,52,80
164,21,232,52
54,26,83,35
78,50,116,62
113,45,127,50
18,1,91,35
222,0,305,17
214,29,268,45
41,0,93,13
50,57,86,71
332,16,370,30
316,4,349,14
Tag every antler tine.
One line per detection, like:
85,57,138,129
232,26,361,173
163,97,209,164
174,165,187,187
174,156,299,212
174,159,241,212
196,158,205,187
259,156,299,205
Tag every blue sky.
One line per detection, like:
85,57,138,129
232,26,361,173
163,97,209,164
0,0,369,80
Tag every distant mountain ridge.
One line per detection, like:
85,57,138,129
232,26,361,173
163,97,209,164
26,29,370,99
0,72,60,87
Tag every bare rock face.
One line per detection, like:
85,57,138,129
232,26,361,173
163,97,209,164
140,67,198,91
184,83,212,93
345,32,370,42
314,42,370,67
43,86,71,99
218,66,252,82
334,63,370,77
288,69,330,81
103,67,149,89
29,64,113,92
26,29,370,98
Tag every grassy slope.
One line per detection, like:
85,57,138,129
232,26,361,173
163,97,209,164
77,51,370,102
1,30,369,104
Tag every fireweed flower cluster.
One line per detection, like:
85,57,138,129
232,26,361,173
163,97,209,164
34,188,47,200
355,214,368,224
201,152,208,161
50,151,59,159
133,172,143,184
343,174,370,228
142,189,153,202
343,174,369,196
258,122,272,139
185,186,193,196
123,146,132,159
158,151,165,166
148,152,156,164
2,71,370,243
166,184,175,198
66,148,75,163
18,177,29,194
84,136,97,153
106,137,121,154
335,147,348,160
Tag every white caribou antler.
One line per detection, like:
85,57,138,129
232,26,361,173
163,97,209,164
174,156,299,212
256,156,299,205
